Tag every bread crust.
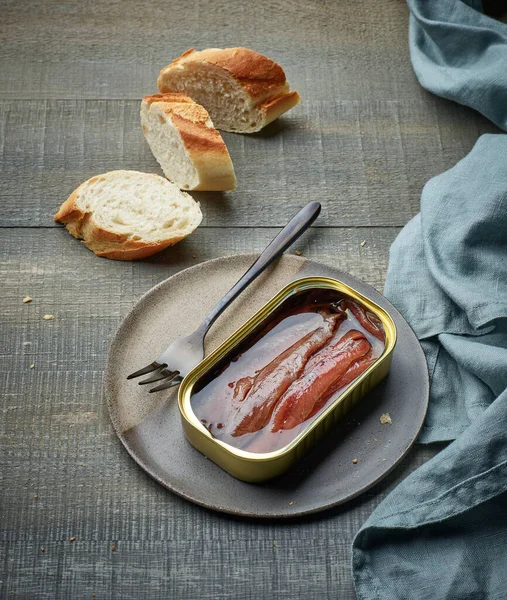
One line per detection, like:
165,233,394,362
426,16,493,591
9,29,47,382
142,93,236,191
88,240,180,261
159,48,289,102
258,91,301,131
54,171,201,261
157,47,300,131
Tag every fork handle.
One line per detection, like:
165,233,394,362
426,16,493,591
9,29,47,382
198,201,321,334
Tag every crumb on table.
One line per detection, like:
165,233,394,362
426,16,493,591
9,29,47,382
23,296,32,303
352,458,358,464
43,315,54,321
380,413,392,425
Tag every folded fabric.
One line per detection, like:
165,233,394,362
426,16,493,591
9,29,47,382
384,134,507,443
408,0,507,131
353,1,507,596
353,134,507,597
353,389,507,600
354,133,507,598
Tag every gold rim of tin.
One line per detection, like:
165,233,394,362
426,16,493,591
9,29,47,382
178,276,397,462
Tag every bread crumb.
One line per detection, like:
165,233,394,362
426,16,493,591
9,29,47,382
43,315,54,321
40,547,45,552
352,458,358,464
380,413,392,425
373,437,378,442
23,296,32,303
110,545,116,552
360,240,367,247
289,501,297,506
29,364,35,369
69,537,76,542
295,250,302,256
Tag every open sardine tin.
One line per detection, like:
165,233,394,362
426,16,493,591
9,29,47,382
178,277,397,483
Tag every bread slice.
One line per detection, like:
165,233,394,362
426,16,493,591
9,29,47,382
54,170,202,260
157,48,300,133
141,93,236,191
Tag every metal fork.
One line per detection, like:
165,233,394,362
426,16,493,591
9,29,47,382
127,201,321,392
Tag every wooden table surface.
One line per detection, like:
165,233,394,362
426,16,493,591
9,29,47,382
1,0,500,598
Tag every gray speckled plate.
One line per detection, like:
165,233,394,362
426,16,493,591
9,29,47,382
105,254,429,518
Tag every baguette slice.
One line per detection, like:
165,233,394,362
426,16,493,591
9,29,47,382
54,170,202,260
157,47,300,133
141,93,236,191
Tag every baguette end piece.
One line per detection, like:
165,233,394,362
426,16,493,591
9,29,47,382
157,47,300,134
141,93,236,191
54,170,202,261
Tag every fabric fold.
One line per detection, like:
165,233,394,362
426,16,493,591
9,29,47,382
385,135,507,443
353,2,507,597
353,390,507,600
408,0,507,131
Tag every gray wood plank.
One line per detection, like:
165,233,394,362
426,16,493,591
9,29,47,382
1,225,442,600
0,99,498,228
3,514,436,600
2,226,399,375
0,370,437,600
0,0,417,101
1,0,473,596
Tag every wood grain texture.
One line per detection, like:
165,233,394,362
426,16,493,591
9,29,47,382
0,0,415,101
0,98,497,228
1,226,440,600
1,226,399,373
1,0,485,596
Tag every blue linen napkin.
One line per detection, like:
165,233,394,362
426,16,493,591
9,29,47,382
354,391,507,600
408,0,507,132
353,136,507,599
353,2,507,598
385,134,507,443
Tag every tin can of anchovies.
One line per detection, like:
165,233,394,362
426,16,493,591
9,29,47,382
178,276,397,483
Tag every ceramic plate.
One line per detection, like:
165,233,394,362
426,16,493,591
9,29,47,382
105,254,429,518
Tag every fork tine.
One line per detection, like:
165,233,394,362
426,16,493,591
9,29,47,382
127,362,163,380
138,368,176,386
149,375,182,393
